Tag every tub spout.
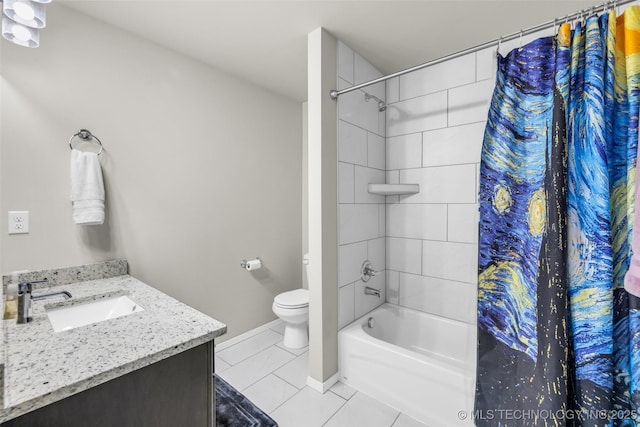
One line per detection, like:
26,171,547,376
364,286,381,298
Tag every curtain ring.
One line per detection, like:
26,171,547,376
553,18,557,35
519,29,523,51
496,36,502,57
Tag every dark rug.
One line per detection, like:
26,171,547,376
215,374,278,427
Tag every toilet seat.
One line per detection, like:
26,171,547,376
274,289,309,309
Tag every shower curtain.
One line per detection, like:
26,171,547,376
476,7,640,427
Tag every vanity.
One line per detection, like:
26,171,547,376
0,260,226,426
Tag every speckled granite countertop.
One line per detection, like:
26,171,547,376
0,260,226,422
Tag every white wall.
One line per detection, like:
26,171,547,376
307,28,338,386
336,41,386,329
0,4,303,341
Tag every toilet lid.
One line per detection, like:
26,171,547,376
275,289,309,308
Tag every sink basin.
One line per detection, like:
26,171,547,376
47,295,144,332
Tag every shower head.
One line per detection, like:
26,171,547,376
364,92,387,112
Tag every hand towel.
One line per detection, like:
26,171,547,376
70,148,105,225
625,137,640,297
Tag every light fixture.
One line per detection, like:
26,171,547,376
1,0,52,48
2,15,38,47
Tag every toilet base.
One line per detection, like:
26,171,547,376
283,322,308,349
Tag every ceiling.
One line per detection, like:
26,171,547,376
60,0,607,102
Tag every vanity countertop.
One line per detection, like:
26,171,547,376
0,260,226,422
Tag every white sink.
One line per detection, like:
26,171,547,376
47,295,144,332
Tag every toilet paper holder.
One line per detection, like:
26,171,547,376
241,257,262,271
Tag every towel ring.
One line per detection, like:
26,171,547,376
69,129,103,155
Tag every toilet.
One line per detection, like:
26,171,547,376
272,254,310,349
272,289,309,349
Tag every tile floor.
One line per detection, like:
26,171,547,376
215,321,427,427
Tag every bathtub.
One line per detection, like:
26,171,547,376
338,303,477,426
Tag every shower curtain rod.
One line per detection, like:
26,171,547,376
329,0,637,101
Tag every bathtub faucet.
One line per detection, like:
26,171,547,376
364,286,381,298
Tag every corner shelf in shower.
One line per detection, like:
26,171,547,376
367,184,420,196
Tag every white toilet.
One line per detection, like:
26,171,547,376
272,254,310,349
272,289,309,348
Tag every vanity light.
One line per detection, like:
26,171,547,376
2,15,39,47
1,0,51,48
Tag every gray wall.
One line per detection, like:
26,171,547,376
0,4,303,341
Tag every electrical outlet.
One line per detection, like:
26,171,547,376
8,211,29,234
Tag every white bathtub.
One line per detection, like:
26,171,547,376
338,303,477,426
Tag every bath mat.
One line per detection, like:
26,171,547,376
215,374,278,427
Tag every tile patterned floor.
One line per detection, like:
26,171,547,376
215,321,427,427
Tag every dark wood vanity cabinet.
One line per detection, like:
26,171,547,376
2,341,214,427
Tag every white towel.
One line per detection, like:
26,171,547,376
70,149,105,225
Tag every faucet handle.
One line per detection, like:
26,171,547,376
18,282,32,294
18,279,48,294
360,260,379,283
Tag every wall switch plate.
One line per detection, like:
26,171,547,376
8,211,29,234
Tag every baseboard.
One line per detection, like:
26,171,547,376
306,372,339,394
215,318,284,351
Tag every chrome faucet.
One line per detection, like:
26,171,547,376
360,260,379,283
17,279,71,324
364,286,381,298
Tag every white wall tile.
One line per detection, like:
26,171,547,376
339,283,355,329
448,79,493,127
338,77,351,91
378,110,386,137
339,241,368,287
386,237,422,275
386,170,399,184
338,120,368,166
338,41,354,84
448,204,479,244
386,77,399,104
367,237,386,272
386,91,447,137
385,171,400,204
339,90,381,134
422,122,484,167
422,241,478,284
355,166,385,204
399,273,476,324
399,53,475,100
355,274,385,318
400,165,477,204
386,270,399,305
476,47,496,82
378,204,386,237
387,133,422,170
368,132,385,170
386,204,447,240
354,53,384,100
339,204,379,244
338,162,354,204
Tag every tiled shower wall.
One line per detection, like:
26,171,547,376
337,34,551,329
337,41,387,329
383,50,492,325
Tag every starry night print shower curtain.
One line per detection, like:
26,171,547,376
476,7,640,427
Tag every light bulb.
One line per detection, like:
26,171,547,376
13,2,36,21
11,23,31,42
